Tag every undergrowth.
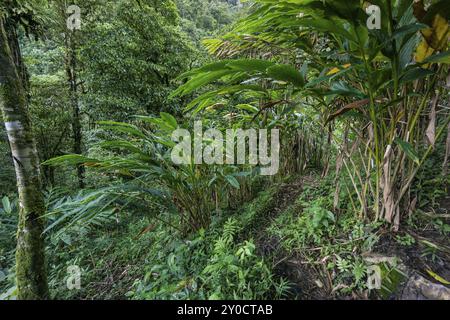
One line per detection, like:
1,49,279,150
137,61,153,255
131,183,289,300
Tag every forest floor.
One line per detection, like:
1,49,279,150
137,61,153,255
44,172,450,300
245,174,450,300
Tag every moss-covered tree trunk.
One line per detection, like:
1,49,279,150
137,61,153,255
0,17,49,300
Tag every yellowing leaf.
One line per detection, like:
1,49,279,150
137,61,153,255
429,15,449,50
426,269,450,285
415,13,449,65
415,40,434,63
327,67,340,75
422,28,433,40
326,64,351,76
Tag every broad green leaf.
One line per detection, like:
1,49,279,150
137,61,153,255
185,85,267,113
266,64,304,87
423,51,450,64
392,23,428,42
326,81,365,99
225,175,240,189
296,17,358,43
399,67,435,84
2,197,11,214
395,138,420,165
177,60,232,79
399,32,421,69
171,69,237,97
160,112,178,130
227,59,275,73
97,121,146,138
134,115,161,125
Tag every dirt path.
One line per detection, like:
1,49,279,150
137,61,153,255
253,173,328,299
255,177,304,256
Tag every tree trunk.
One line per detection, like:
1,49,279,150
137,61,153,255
64,31,85,189
0,17,49,300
